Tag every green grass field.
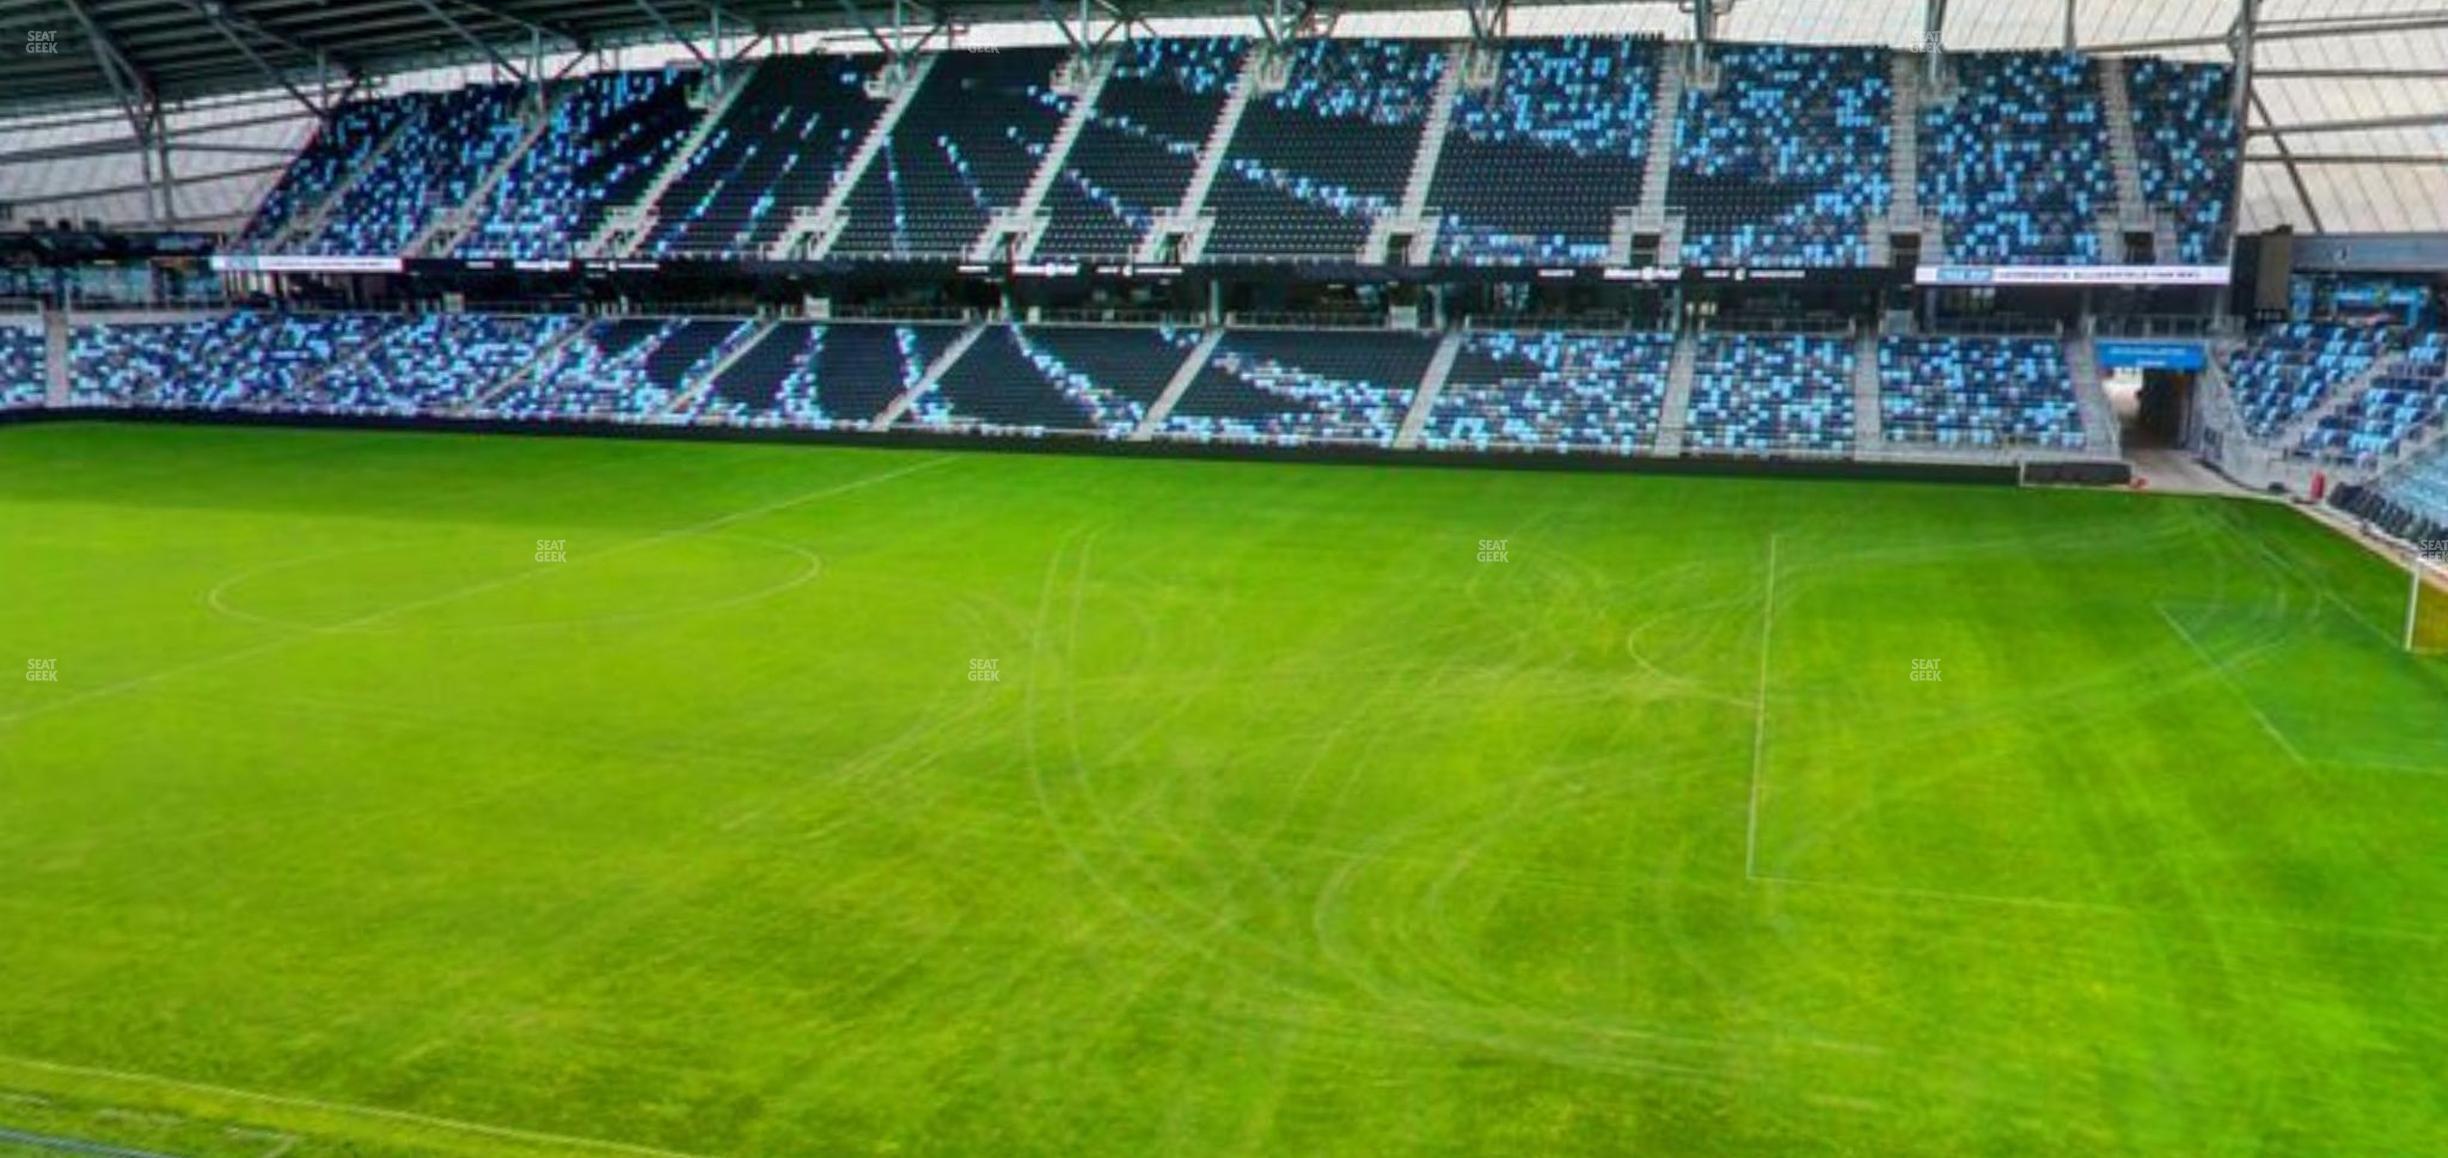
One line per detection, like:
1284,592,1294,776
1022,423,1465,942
2,422,2444,1157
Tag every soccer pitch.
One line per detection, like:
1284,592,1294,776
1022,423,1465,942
2,422,2444,1156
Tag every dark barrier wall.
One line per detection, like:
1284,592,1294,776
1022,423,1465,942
0,407,2097,488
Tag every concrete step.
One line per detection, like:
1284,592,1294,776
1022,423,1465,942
1133,328,1226,440
1394,330,1463,448
788,53,941,262
870,320,987,430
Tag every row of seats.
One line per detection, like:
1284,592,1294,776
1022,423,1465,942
644,57,886,258
41,314,2138,462
1673,44,1892,269
1685,333,1856,453
238,99,415,246
1,325,43,407
2125,59,2239,265
295,85,532,255
1036,38,1244,261
313,314,577,414
1164,329,1434,444
1429,37,1660,266
2376,447,2448,541
1422,330,1674,452
2224,321,2394,438
1879,336,2084,449
489,317,757,419
1921,52,2114,265
1203,39,1447,261
227,43,2232,269
459,69,702,259
2292,328,2448,468
834,48,1075,258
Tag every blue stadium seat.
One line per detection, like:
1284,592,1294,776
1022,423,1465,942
1684,333,1855,454
1203,39,1446,261
1423,330,1674,452
1672,44,1892,269
1920,53,2113,266
1037,38,1247,261
1878,336,2084,449
1429,37,1658,266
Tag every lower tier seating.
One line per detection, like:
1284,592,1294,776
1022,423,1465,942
2224,322,2393,439
1684,333,1855,454
902,325,1193,437
1,324,43,407
1878,336,2083,449
489,317,756,419
1162,329,1433,446
1422,330,1673,453
686,322,960,427
312,314,575,414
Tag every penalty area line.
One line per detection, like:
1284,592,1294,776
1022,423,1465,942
0,1054,710,1158
1745,532,1779,882
2153,603,2309,767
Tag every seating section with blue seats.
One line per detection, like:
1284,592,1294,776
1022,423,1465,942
459,69,702,259
1685,333,1856,454
1878,336,2084,449
296,85,531,255
644,57,887,258
238,100,414,246
72,318,227,404
2376,445,2448,538
312,314,573,414
76,313,389,408
2224,321,2392,439
688,322,958,427
1036,38,1247,261
1428,37,1658,266
1920,52,2113,265
2296,331,2448,467
1162,329,1433,445
833,48,1075,258
491,317,755,419
1,324,42,408
2298,377,2448,468
1673,44,1892,269
2125,59,2239,265
1423,330,1674,452
1203,39,1447,261
902,325,1177,436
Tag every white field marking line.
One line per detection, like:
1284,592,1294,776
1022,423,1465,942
0,453,957,729
2227,510,2397,647
1744,532,1779,882
2152,602,2310,767
0,1054,712,1158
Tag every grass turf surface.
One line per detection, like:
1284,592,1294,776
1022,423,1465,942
1,422,2444,1156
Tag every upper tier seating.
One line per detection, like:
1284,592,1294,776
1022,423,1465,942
1162,329,1433,445
1036,38,1246,261
2224,322,2392,439
1684,333,1856,454
687,322,958,426
312,314,573,414
1203,39,1447,261
903,325,1194,436
1673,44,1892,269
1,324,42,408
459,69,701,259
238,100,414,246
297,85,530,255
1422,330,1674,452
1920,52,2114,265
490,317,755,419
643,56,887,258
1878,336,2084,449
2125,59,2239,265
1428,37,1658,266
833,48,1074,258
